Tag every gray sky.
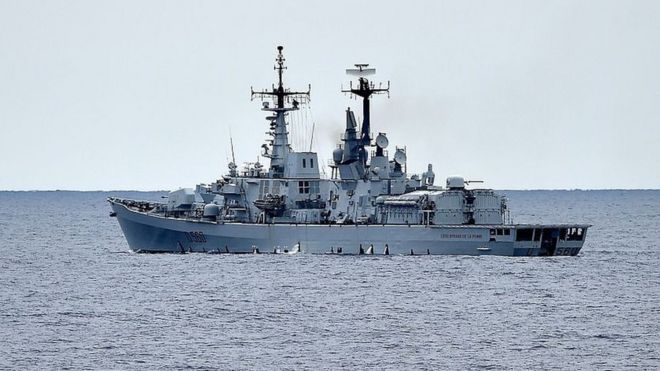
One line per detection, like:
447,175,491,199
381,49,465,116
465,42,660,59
1,0,659,190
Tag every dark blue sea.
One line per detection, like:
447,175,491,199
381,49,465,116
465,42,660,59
1,190,658,370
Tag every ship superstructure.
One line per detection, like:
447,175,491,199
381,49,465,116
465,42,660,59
109,46,589,256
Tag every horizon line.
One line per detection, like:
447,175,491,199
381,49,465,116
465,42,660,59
1,188,659,192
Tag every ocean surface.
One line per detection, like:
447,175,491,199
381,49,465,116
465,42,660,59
1,190,658,370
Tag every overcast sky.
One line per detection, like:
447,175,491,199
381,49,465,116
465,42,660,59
1,0,659,190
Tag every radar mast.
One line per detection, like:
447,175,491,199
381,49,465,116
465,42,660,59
331,64,390,180
251,46,311,177
342,64,390,147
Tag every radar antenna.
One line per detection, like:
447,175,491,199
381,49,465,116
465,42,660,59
230,133,236,165
346,64,376,77
251,46,311,109
342,64,390,146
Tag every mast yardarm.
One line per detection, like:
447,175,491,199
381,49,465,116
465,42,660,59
251,45,311,109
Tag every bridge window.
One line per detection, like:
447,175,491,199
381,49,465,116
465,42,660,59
310,158,314,168
302,158,307,168
298,181,310,194
533,229,542,241
516,228,533,241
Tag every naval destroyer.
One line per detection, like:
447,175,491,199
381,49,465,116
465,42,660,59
109,46,589,256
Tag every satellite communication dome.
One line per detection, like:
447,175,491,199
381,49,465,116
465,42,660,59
203,203,220,217
332,147,344,164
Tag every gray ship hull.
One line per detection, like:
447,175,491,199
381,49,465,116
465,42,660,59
110,199,588,256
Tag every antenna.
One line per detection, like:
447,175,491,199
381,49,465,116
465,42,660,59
230,132,236,165
251,46,311,109
275,45,286,89
309,121,315,152
346,64,376,77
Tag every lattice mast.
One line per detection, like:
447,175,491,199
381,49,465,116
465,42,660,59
251,46,310,177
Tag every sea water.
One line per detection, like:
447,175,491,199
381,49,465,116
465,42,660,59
0,190,658,369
